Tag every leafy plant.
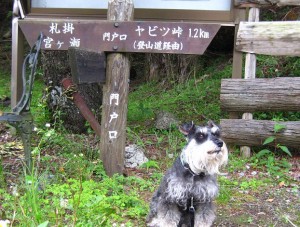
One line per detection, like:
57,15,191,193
239,179,264,191
141,160,159,170
257,123,292,157
217,176,233,204
252,123,292,180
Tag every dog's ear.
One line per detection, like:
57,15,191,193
208,120,221,129
207,120,215,128
208,120,221,135
179,121,195,135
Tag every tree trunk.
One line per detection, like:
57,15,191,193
41,50,102,133
145,54,161,82
145,53,198,84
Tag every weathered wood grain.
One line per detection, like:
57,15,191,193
220,77,300,112
100,0,133,176
235,0,300,7
68,48,106,84
232,8,246,80
220,119,300,148
241,7,259,157
236,21,300,56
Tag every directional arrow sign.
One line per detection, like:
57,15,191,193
19,18,220,55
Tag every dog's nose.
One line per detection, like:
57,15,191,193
217,141,223,148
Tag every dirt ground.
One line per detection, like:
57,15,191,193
214,170,300,226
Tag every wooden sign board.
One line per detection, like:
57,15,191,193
68,47,106,84
19,18,221,55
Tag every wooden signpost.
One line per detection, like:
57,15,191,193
17,1,221,176
12,0,230,176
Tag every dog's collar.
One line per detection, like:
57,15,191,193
180,152,205,177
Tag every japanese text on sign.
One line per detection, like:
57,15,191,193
108,93,120,140
44,22,81,49
19,20,220,54
102,25,210,52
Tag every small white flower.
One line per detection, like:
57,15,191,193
79,153,83,157
0,220,10,227
33,126,38,132
60,198,69,208
45,123,51,128
168,153,174,159
11,185,19,197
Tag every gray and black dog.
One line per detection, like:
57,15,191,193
147,121,228,227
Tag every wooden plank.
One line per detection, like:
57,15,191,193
100,0,133,177
235,0,300,7
236,21,300,56
232,8,246,79
11,18,24,108
244,8,259,81
19,18,220,55
220,119,300,148
230,8,246,119
68,47,106,84
220,77,300,112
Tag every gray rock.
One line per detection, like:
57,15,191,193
125,144,148,168
155,111,179,130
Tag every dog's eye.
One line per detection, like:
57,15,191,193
212,131,220,137
198,133,204,139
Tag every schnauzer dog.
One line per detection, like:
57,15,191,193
147,121,228,227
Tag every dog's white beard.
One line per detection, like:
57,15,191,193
183,139,228,175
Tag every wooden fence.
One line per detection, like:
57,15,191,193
220,1,300,155
220,78,300,148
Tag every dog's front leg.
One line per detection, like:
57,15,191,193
193,202,216,227
147,202,181,227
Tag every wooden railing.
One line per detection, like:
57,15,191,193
221,1,300,155
220,78,300,148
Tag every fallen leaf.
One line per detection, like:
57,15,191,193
278,181,286,187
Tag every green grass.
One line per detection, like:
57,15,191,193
0,168,152,226
128,56,232,126
0,70,11,111
0,67,47,123
1,127,154,226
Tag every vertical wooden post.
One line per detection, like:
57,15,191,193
240,7,259,158
100,0,134,176
230,8,246,119
232,8,246,80
11,1,25,108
